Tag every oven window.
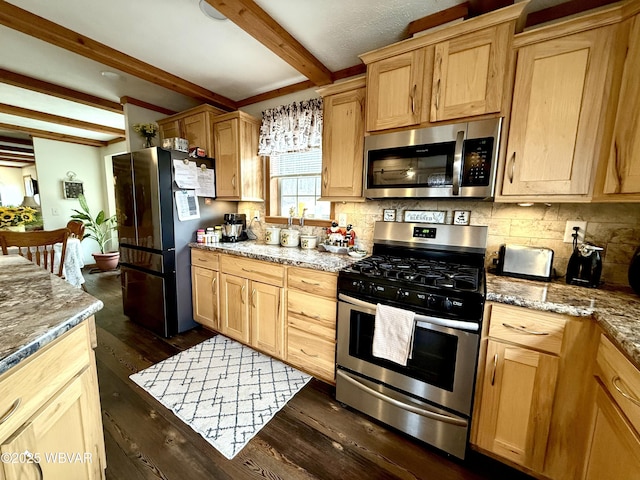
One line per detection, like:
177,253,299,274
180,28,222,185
367,141,454,188
349,309,457,391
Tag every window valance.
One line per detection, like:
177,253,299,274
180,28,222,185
258,98,323,156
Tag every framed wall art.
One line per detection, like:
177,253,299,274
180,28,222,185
403,210,446,224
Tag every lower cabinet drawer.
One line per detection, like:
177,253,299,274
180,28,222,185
191,249,219,270
287,327,336,383
596,334,640,434
0,323,92,442
287,290,337,340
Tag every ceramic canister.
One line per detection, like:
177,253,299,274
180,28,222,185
300,235,317,249
265,227,281,245
280,229,299,247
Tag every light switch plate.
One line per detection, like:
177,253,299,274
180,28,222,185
338,213,347,227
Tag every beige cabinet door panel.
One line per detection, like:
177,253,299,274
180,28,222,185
503,27,614,196
1,370,104,480
158,119,181,141
603,16,640,195
322,87,365,198
219,273,249,343
583,383,640,480
182,112,208,151
214,119,240,199
191,266,218,330
366,49,425,131
431,24,509,122
475,340,558,471
250,282,283,358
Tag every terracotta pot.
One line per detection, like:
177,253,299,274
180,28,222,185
92,251,120,271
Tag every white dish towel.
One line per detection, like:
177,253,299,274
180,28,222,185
372,303,416,366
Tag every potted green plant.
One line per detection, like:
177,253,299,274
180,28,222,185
71,194,119,271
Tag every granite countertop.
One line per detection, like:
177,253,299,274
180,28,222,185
190,241,363,273
486,273,640,369
0,255,104,376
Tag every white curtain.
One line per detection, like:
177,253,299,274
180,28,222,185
258,98,323,156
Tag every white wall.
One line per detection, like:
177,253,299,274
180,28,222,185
0,166,25,206
33,138,109,264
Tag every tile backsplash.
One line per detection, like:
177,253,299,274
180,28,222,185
240,200,640,287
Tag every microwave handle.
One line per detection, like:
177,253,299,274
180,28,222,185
452,130,465,196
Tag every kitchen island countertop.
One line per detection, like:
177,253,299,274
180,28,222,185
487,273,640,369
190,241,362,272
0,255,103,376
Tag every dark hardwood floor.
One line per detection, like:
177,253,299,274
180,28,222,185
85,268,533,480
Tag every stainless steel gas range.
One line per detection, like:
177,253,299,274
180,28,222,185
336,221,488,459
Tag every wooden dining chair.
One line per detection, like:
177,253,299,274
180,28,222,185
66,219,85,239
0,228,70,277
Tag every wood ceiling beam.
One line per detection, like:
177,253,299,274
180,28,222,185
0,145,34,154
0,159,34,168
120,97,178,116
0,152,35,161
206,0,333,86
0,2,237,111
0,68,123,114
525,0,620,28
0,123,110,147
468,0,513,17
0,103,124,136
236,63,365,107
406,2,470,38
0,135,32,146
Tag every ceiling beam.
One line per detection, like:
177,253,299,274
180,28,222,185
0,68,123,114
0,2,237,111
524,0,620,27
236,63,365,107
0,103,125,136
0,123,111,147
0,160,34,168
0,152,35,161
206,0,333,86
120,97,178,116
468,0,513,17
0,145,34,154
0,135,33,146
406,2,470,38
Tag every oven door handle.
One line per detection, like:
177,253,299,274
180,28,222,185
337,370,467,427
338,294,479,332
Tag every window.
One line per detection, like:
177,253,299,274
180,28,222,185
268,150,330,219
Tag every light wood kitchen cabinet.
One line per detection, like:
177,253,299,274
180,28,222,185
317,76,366,200
361,4,525,132
365,49,426,131
0,321,105,480
597,14,640,200
212,111,263,201
286,267,338,383
157,104,225,156
191,250,219,330
219,255,284,357
500,23,619,200
583,334,640,479
430,23,511,123
473,303,601,480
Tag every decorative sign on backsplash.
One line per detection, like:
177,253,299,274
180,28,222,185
453,210,471,225
403,210,446,224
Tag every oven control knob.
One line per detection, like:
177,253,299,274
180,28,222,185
427,295,439,308
396,289,409,300
443,297,453,311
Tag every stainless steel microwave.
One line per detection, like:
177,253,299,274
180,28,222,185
364,118,502,199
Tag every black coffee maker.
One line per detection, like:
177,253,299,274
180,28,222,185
566,242,603,288
221,213,248,242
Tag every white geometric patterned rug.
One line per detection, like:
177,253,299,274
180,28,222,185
130,335,311,460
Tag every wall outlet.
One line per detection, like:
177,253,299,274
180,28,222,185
563,220,587,243
338,213,347,227
253,210,260,221
51,207,59,216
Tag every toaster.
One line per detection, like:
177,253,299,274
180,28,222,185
496,244,554,282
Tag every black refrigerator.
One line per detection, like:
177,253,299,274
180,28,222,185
112,147,233,337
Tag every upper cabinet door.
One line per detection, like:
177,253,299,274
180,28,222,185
182,112,209,152
366,49,425,131
502,27,615,197
430,24,510,122
321,86,366,198
602,15,640,197
158,119,181,141
213,118,240,199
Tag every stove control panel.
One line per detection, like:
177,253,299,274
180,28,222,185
413,227,437,239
